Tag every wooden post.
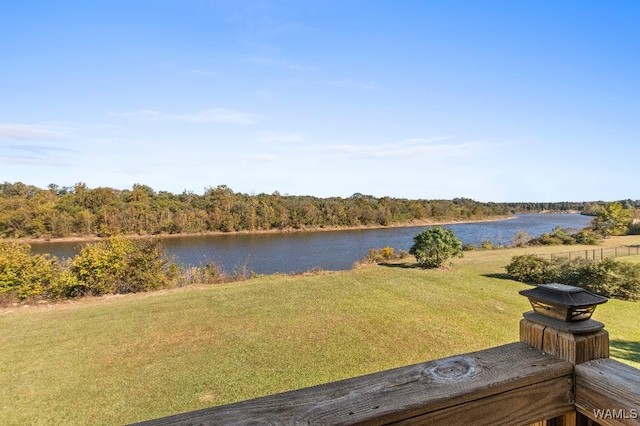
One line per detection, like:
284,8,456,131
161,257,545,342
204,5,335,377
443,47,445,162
520,319,609,365
521,318,610,426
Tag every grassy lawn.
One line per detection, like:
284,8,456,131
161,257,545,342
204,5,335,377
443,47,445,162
1,236,639,424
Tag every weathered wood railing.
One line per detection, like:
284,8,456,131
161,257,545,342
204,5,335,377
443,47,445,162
139,316,640,425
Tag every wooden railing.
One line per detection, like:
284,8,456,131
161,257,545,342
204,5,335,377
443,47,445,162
139,317,640,426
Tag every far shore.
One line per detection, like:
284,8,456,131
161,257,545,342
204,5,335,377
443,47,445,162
8,215,520,244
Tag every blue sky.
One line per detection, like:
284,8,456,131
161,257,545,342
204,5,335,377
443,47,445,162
1,1,638,202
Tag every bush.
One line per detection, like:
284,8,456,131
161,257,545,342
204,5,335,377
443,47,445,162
510,230,531,247
0,241,62,301
561,258,640,300
64,236,171,297
177,262,227,286
380,246,395,259
505,254,640,300
409,227,463,268
528,227,572,245
481,240,497,250
527,226,602,246
397,249,411,259
359,247,400,264
572,229,602,245
0,236,257,304
628,223,640,235
504,254,553,284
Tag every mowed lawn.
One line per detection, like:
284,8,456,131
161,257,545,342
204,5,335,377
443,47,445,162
1,236,639,425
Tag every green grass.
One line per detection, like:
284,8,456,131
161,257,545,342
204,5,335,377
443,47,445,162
1,236,640,424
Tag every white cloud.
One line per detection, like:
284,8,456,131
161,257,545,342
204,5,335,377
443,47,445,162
0,142,76,165
311,137,496,159
111,108,257,124
0,124,66,140
0,155,67,166
0,123,76,165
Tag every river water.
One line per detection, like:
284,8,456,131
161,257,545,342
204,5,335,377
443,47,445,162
30,214,593,275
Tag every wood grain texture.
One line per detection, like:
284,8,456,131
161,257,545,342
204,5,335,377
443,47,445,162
520,319,609,364
537,411,579,426
137,342,573,426
393,376,573,426
575,358,640,426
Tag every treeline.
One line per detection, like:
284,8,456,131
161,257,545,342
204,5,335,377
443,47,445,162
500,200,640,215
0,181,622,239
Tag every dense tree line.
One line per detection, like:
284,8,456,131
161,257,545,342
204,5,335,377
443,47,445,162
0,182,627,239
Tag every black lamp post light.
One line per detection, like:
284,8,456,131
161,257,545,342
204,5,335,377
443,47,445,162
519,283,608,333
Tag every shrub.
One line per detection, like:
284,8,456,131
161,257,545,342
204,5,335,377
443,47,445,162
0,241,62,301
380,246,395,259
481,240,497,250
359,247,399,264
527,227,602,246
562,258,640,300
65,236,171,297
178,262,227,286
608,260,640,300
409,227,463,268
628,223,640,235
572,229,602,245
505,254,640,300
504,254,553,284
510,230,531,247
0,236,256,304
397,249,411,259
528,227,571,245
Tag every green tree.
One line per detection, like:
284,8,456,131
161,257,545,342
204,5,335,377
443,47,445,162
592,202,633,236
409,226,463,268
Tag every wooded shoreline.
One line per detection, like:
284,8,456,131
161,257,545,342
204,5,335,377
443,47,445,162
10,215,519,244
2,182,596,243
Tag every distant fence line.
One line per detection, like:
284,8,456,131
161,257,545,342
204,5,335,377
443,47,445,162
539,245,640,261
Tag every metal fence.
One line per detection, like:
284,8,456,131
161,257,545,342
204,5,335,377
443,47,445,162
540,245,640,261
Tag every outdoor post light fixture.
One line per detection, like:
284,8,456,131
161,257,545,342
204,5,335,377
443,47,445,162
519,283,608,333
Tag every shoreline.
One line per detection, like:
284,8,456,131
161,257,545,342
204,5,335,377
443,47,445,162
8,215,518,244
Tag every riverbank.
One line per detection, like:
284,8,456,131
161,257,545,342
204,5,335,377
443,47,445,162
7,215,517,244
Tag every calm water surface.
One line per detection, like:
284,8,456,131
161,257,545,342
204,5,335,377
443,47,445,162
31,214,593,275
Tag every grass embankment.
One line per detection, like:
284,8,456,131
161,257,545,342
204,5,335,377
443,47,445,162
1,236,639,425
